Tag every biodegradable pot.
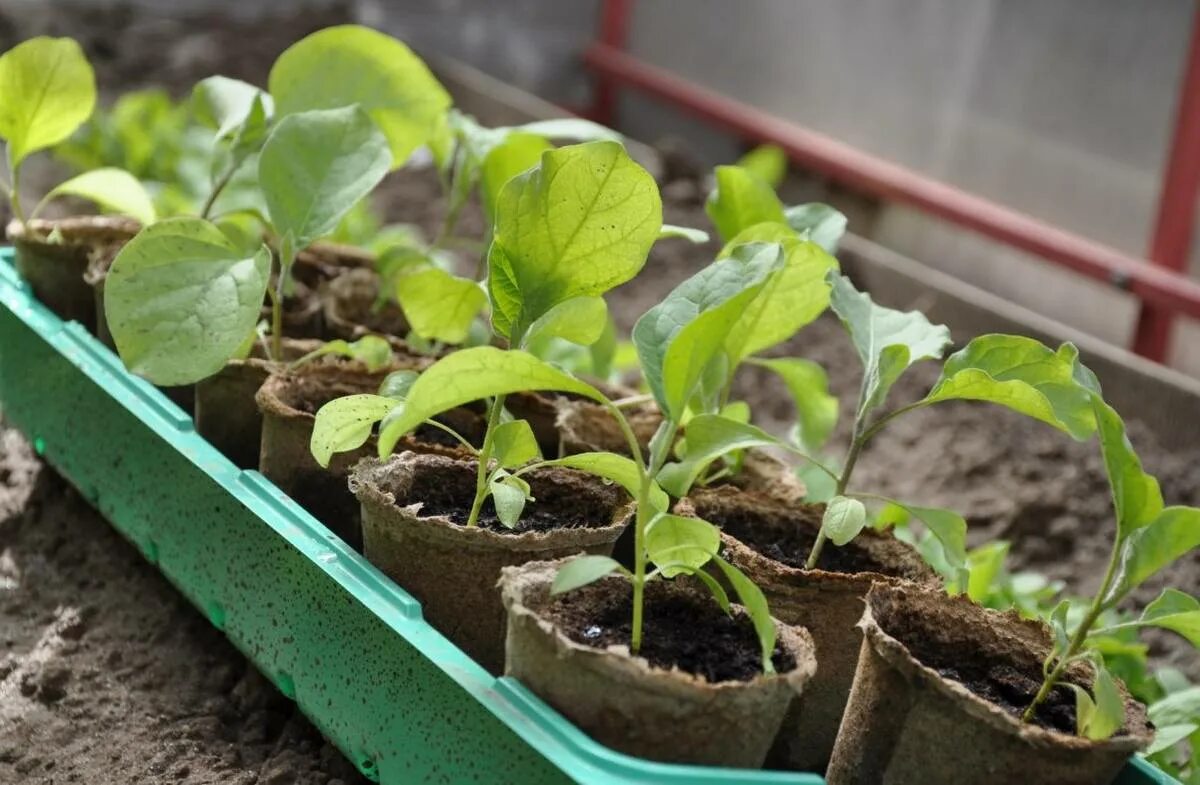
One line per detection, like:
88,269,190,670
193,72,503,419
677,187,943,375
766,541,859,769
681,485,935,773
194,339,322,469
320,267,408,339
8,216,139,331
499,559,817,768
291,240,374,288
256,363,481,549
258,278,324,339
826,584,1152,785
351,452,632,673
508,379,651,457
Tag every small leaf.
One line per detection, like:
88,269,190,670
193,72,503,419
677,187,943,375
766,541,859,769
0,37,96,167
886,501,968,573
828,271,951,419
294,336,393,373
924,336,1098,440
551,555,628,594
522,296,609,349
784,203,847,253
633,242,785,418
711,555,777,674
489,473,529,528
538,452,668,512
105,218,271,386
1149,686,1200,727
480,131,551,221
821,496,868,546
269,24,450,166
1144,722,1198,756
657,414,786,498
310,393,397,467
192,75,274,141
965,541,1010,604
1083,663,1125,740
39,167,156,225
751,357,838,451
658,224,710,243
377,347,604,456
492,419,540,468
395,267,487,345
705,165,786,243
735,144,787,189
1119,506,1200,593
515,118,622,143
379,369,418,400
259,105,392,251
487,140,661,342
1092,396,1164,540
1138,589,1200,647
1048,600,1072,657
646,513,721,576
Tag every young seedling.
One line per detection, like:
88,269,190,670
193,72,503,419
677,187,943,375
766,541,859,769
311,139,663,527
0,37,156,231
1021,391,1200,739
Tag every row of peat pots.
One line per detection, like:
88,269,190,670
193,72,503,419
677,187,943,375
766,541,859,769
9,224,1154,785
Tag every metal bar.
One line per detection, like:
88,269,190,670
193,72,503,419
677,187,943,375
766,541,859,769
583,43,1200,329
1132,5,1200,361
588,0,634,125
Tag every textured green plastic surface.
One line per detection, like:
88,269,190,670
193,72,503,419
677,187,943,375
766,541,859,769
0,248,1174,784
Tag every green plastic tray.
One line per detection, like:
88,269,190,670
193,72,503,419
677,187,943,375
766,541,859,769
0,248,1175,785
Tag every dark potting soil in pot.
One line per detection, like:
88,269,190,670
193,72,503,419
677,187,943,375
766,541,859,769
545,578,796,682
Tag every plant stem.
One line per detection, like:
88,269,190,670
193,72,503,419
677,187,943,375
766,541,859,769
9,158,25,231
200,163,237,220
270,245,295,363
631,419,678,654
1021,546,1122,722
465,394,506,527
805,418,867,569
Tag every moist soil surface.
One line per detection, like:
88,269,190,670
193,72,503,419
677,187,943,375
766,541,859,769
545,578,796,682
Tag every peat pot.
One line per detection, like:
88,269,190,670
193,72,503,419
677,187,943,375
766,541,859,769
825,583,1152,785
351,452,631,673
320,267,408,340
681,485,935,772
499,559,817,768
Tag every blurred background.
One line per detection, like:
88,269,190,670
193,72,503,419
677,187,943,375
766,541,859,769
1,0,1198,375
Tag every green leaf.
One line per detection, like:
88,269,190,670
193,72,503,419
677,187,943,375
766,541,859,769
293,335,393,373
1138,589,1200,647
658,224,710,243
259,105,392,251
923,336,1097,440
516,118,621,142
523,296,609,349
821,496,868,546
1119,507,1200,592
551,555,628,594
480,131,552,221
269,24,450,166
1144,722,1198,756
105,218,271,386
1049,600,1072,656
377,347,604,456
487,140,661,342
711,555,777,674
633,242,785,418
490,472,529,528
310,393,397,467
734,144,787,189
658,414,787,498
492,419,540,468
394,267,486,345
0,37,96,168
538,452,668,512
1080,663,1124,740
379,369,419,400
784,203,847,254
646,513,720,576
750,357,838,451
965,541,1009,604
38,167,156,225
192,75,274,141
720,223,838,362
1150,686,1200,727
705,165,786,243
828,270,951,418
882,500,969,573
1092,396,1163,540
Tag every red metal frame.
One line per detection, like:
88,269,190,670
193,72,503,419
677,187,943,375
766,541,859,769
585,2,1200,362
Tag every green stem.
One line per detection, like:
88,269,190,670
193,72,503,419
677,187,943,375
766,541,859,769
200,164,237,220
270,245,295,363
465,394,506,527
9,158,25,231
806,419,866,569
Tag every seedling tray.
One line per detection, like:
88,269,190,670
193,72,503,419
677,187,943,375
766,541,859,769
0,248,1174,785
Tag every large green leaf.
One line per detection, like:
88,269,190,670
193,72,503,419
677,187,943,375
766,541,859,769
487,140,661,342
538,452,668,512
632,243,785,419
395,267,486,344
828,271,951,418
377,347,604,456
646,513,720,576
259,105,391,251
750,357,838,451
720,223,838,362
269,24,450,166
1119,507,1200,594
105,218,271,386
923,336,1097,440
1092,396,1163,539
0,37,96,167
310,393,397,467
784,203,847,254
38,167,156,225
705,165,786,243
1137,589,1200,648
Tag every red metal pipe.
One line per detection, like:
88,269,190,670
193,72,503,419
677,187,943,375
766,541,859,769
588,0,634,125
584,43,1200,329
1133,6,1200,361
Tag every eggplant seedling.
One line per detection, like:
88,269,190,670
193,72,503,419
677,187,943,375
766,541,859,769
0,37,156,232
1021,391,1200,739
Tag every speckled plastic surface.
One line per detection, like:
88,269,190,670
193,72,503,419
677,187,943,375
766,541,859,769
0,249,1174,785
